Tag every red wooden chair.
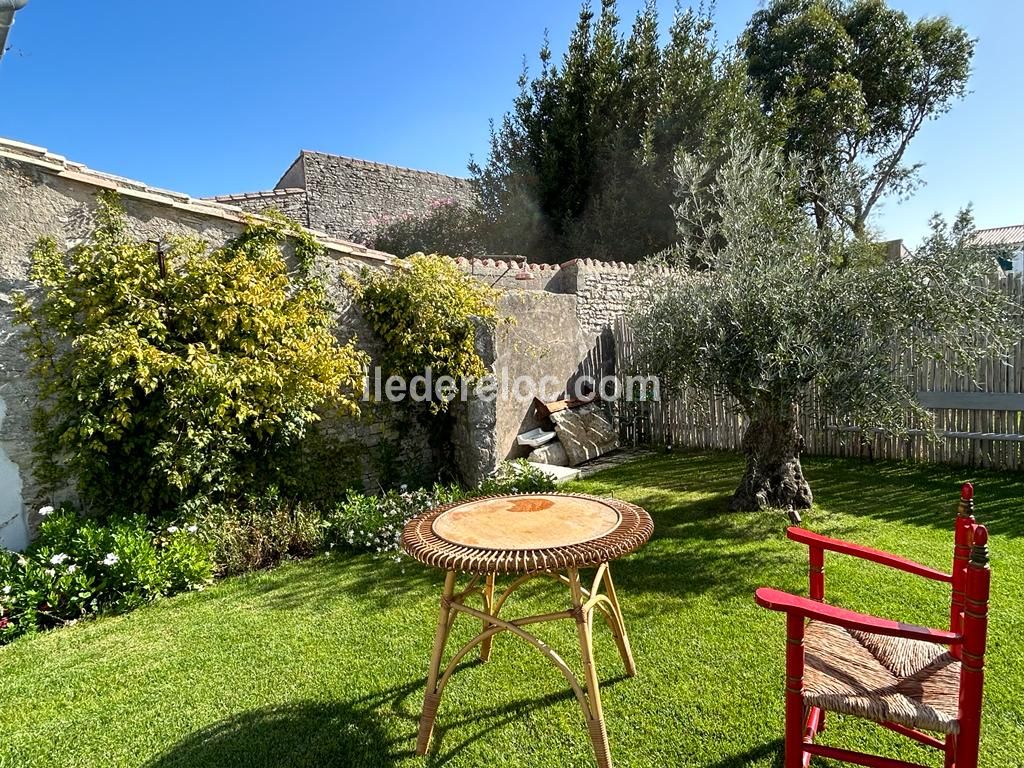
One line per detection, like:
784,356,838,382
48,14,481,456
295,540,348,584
755,483,991,768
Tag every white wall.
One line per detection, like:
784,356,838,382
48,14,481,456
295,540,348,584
0,398,28,551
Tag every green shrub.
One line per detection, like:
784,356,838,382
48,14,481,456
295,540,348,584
0,505,214,643
271,425,365,509
326,483,463,554
478,459,558,495
345,253,500,412
13,193,367,519
204,488,327,576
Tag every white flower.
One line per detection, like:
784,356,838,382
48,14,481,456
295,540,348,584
44,568,56,577
186,524,198,534
166,525,179,534
49,553,69,565
38,505,55,517
399,484,408,493
2,585,10,595
67,564,78,574
16,557,27,567
102,553,119,567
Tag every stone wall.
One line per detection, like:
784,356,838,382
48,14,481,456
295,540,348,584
558,259,638,335
453,291,589,486
0,138,430,549
0,137,654,549
450,258,647,481
208,150,476,244
452,256,643,337
299,151,476,242
450,257,564,292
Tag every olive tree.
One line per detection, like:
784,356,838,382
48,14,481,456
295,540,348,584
628,139,1015,511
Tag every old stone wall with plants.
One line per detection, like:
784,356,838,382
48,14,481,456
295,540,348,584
0,144,434,552
0,143,565,646
0,140,668,647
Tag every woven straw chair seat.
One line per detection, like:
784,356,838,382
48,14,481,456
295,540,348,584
401,493,653,574
803,620,961,735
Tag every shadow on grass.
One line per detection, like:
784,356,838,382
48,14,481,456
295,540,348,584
219,450,1023,621
585,449,1024,540
426,675,629,768
703,739,783,768
234,552,442,614
803,456,1024,539
143,695,415,768
143,667,631,768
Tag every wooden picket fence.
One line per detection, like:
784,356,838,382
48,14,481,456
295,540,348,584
611,274,1024,470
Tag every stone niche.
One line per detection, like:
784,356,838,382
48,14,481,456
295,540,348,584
453,290,592,487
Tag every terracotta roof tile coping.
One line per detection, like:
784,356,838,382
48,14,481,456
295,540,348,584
452,256,560,272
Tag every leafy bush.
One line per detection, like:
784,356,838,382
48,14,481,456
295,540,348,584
205,488,327,576
345,253,499,412
369,199,484,258
478,459,558,495
0,506,214,643
326,483,463,554
13,193,367,519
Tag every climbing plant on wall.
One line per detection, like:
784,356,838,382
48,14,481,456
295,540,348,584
346,252,500,411
345,252,500,482
13,192,367,519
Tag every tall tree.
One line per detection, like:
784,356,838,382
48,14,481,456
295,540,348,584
742,0,974,237
629,138,1015,511
469,0,757,264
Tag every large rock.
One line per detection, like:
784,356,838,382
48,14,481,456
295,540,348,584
528,441,570,467
549,403,618,466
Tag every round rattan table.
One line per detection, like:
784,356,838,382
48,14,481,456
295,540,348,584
401,493,653,768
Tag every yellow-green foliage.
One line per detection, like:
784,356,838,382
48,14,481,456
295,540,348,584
13,192,367,517
347,253,499,409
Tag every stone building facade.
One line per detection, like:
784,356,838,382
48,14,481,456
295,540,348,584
211,150,476,243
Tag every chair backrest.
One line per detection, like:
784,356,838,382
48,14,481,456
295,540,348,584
956,518,991,763
950,482,976,646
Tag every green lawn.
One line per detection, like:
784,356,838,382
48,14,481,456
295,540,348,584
1,452,1022,768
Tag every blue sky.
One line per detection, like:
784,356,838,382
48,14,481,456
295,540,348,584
1,1,1020,247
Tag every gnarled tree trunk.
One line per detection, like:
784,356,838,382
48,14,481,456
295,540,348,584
731,408,813,512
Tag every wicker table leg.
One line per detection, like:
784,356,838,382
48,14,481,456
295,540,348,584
416,570,457,755
480,572,496,662
601,565,637,678
570,567,614,768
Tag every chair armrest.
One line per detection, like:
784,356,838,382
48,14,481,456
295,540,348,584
755,587,962,645
787,527,952,583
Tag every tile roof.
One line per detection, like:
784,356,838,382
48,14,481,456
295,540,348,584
0,137,394,265
973,224,1024,248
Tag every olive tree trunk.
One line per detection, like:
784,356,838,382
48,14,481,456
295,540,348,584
730,409,813,512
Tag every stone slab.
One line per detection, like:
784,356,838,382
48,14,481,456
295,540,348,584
550,403,618,466
529,463,581,484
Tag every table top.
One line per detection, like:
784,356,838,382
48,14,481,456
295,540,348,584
401,493,653,574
